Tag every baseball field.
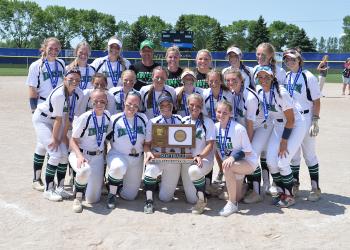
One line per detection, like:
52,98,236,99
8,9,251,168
0,77,349,249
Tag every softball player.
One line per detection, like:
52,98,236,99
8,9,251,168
215,100,258,217
255,66,306,208
66,41,96,90
129,40,160,91
69,89,112,212
222,45,254,89
165,46,183,88
224,68,270,203
283,49,322,201
109,70,138,114
106,91,148,209
253,42,287,193
80,73,117,115
26,37,65,191
194,49,212,89
32,68,83,201
139,66,176,120
91,36,131,89
181,93,215,214
202,69,233,185
175,68,203,117
143,93,183,214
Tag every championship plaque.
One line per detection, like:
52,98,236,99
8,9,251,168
150,124,196,163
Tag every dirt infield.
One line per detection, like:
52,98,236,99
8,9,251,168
0,77,349,249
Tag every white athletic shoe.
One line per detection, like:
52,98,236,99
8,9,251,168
55,186,73,199
307,188,321,202
219,201,238,217
192,198,207,215
72,198,83,213
43,189,62,202
32,180,45,192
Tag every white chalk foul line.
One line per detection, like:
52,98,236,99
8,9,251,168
0,199,46,223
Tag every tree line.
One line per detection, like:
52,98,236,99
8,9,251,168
0,0,349,53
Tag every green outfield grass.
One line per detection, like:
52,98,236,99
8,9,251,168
0,64,345,83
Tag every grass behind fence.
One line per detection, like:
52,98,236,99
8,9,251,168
0,64,345,83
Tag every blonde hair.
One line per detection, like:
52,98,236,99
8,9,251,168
166,46,181,58
257,43,277,74
196,49,212,65
217,100,233,112
147,66,168,109
107,36,127,71
67,41,91,70
40,37,61,59
207,69,229,91
121,69,136,83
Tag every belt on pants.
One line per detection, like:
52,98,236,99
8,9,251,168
300,109,309,114
39,96,46,101
41,112,55,119
276,119,284,123
128,152,144,157
80,148,103,156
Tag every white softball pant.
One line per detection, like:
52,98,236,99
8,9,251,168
32,110,68,166
69,151,104,204
251,123,273,158
266,120,307,175
181,159,214,204
291,113,319,166
107,150,144,200
144,162,181,202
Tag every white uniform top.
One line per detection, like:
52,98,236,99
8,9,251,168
284,69,321,112
109,112,148,155
175,86,204,117
139,85,177,120
90,56,131,89
26,58,65,103
222,65,253,89
37,84,84,120
181,115,216,161
253,64,286,86
233,87,260,127
108,87,139,113
145,114,183,153
80,89,117,116
215,119,257,166
202,88,234,120
72,110,112,152
65,65,96,91
256,85,302,124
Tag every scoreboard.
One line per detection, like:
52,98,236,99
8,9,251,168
161,30,193,49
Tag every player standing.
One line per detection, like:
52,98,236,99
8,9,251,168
26,37,65,191
194,49,212,89
165,46,183,88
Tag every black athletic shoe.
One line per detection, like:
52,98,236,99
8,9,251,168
144,199,154,214
107,194,117,209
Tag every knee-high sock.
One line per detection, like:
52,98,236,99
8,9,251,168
57,163,68,187
290,165,300,184
45,163,57,190
308,164,320,189
33,153,45,181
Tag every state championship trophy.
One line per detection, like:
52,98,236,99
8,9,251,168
150,124,196,163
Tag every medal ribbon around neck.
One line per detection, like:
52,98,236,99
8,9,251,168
79,65,90,90
182,89,195,116
219,117,231,158
162,115,175,124
120,89,125,111
287,67,302,97
123,113,138,146
106,59,121,87
44,59,59,89
209,88,223,122
92,111,105,148
233,91,242,120
262,86,274,122
152,90,161,117
67,92,77,122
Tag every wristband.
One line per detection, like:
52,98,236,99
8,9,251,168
232,151,245,162
282,127,293,140
29,98,38,111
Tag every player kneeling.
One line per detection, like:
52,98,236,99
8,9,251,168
69,89,111,213
215,100,258,217
105,91,148,209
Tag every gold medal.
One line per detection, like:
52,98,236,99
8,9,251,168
131,148,137,155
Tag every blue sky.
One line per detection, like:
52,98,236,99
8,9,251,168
32,0,349,40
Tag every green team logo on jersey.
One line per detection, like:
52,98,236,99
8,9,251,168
215,136,233,150
166,78,181,88
137,72,152,83
115,102,123,111
117,126,144,138
267,104,278,112
88,125,109,136
196,130,203,139
195,79,209,89
43,71,64,81
284,84,302,94
236,108,244,118
102,70,121,78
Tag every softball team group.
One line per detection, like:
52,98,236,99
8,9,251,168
27,36,322,217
